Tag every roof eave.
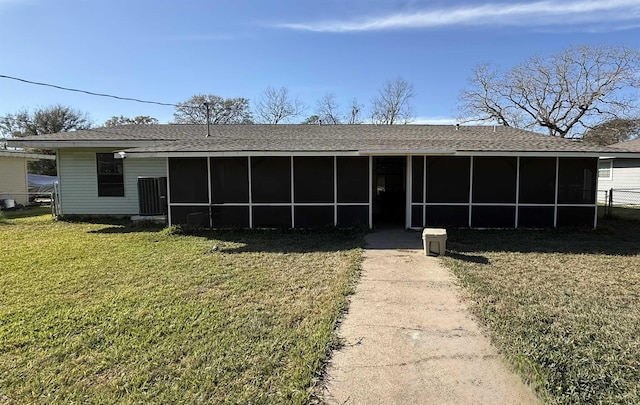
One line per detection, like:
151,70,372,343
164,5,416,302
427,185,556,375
6,139,160,148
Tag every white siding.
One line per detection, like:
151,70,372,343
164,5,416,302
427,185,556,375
0,156,28,205
58,149,166,215
598,158,640,191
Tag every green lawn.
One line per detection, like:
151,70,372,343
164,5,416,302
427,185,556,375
442,217,640,404
0,209,362,404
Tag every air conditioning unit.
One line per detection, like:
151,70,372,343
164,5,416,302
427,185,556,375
137,177,167,216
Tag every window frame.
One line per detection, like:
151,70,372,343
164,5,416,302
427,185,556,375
598,159,613,180
96,152,125,197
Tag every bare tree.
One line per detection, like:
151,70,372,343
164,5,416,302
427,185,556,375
370,78,416,125
173,94,253,124
255,86,306,124
459,45,640,138
346,98,364,124
315,92,341,124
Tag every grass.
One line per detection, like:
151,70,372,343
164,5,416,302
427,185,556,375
600,204,640,222
442,215,640,404
0,211,363,404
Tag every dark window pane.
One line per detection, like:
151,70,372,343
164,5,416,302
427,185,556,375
426,205,469,227
294,157,334,203
294,206,334,228
471,206,516,228
557,206,595,228
251,157,291,203
518,206,554,228
558,158,597,204
169,158,208,203
253,206,292,228
210,157,249,203
170,206,210,227
211,206,249,228
411,205,423,228
337,205,369,228
426,157,470,203
411,156,424,203
519,157,556,204
96,153,124,197
473,157,517,203
337,157,369,203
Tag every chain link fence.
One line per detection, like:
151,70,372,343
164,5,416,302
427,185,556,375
600,188,640,217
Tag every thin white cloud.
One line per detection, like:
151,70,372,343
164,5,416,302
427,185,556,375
273,0,640,32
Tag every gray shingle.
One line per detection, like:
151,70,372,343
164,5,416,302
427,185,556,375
610,138,640,152
9,124,625,153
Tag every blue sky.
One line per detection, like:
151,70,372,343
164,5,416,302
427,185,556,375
1,0,638,126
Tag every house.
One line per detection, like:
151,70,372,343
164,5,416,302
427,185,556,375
8,124,638,228
597,138,640,205
0,150,55,207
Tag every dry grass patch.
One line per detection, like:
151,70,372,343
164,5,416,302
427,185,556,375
0,210,362,404
442,219,640,404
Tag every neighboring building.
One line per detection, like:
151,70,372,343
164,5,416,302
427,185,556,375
8,124,639,228
597,138,640,205
0,150,55,206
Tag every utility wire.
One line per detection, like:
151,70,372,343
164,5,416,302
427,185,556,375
0,74,180,108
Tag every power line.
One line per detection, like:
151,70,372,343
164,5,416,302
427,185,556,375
0,74,179,108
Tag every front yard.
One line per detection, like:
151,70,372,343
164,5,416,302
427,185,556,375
4,206,640,404
443,213,640,404
0,210,362,403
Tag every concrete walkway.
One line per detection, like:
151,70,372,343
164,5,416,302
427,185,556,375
323,229,538,405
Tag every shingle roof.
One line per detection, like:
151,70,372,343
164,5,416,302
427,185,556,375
610,138,640,152
8,124,627,154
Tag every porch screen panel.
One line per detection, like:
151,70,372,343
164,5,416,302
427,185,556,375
210,157,249,203
211,206,249,228
251,157,291,203
411,156,424,203
337,157,369,203
471,206,516,228
557,206,595,227
426,157,470,203
294,157,334,203
295,206,334,228
518,206,554,228
472,157,517,203
558,158,597,204
426,206,469,227
411,205,423,228
170,206,210,226
252,206,292,228
169,158,208,203
337,206,368,228
519,157,556,204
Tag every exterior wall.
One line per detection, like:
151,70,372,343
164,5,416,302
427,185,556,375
598,158,640,191
0,155,28,205
58,148,166,215
597,158,640,205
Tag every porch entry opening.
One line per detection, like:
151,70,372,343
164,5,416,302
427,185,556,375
372,156,406,227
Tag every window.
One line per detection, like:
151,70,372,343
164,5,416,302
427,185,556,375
97,153,124,196
598,160,612,180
